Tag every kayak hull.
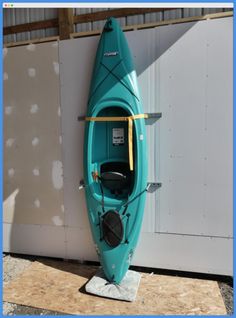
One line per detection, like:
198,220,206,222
84,18,147,284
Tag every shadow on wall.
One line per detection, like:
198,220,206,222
128,22,196,77
4,19,196,261
88,19,196,106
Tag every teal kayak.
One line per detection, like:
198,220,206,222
84,17,147,284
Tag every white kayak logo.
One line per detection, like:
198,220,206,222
104,51,119,57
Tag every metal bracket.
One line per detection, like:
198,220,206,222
78,116,86,121
145,112,162,125
146,182,162,193
79,179,85,190
146,112,162,119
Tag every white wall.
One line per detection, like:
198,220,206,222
4,17,233,275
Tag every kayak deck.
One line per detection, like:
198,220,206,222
84,17,147,284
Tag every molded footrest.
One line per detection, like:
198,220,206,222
85,268,141,302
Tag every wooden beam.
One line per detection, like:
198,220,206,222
3,18,58,36
3,10,233,42
3,8,175,36
4,36,59,48
71,11,233,39
73,8,175,24
58,8,74,40
126,10,234,30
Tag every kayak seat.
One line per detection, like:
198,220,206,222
101,171,128,192
100,162,132,194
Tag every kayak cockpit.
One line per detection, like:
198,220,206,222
90,106,135,200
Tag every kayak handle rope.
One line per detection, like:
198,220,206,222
105,275,116,285
92,171,106,214
123,187,148,208
85,114,148,171
99,182,105,214
97,211,104,241
125,213,130,244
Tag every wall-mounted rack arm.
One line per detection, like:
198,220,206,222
145,112,162,119
145,112,162,125
146,182,162,193
78,115,86,121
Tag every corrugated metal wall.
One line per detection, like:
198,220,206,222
3,8,58,43
3,8,232,44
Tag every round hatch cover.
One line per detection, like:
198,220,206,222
102,210,124,247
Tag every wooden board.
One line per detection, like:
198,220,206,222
3,260,226,315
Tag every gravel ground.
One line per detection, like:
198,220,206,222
3,253,32,285
3,254,66,315
218,281,234,315
3,253,233,315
